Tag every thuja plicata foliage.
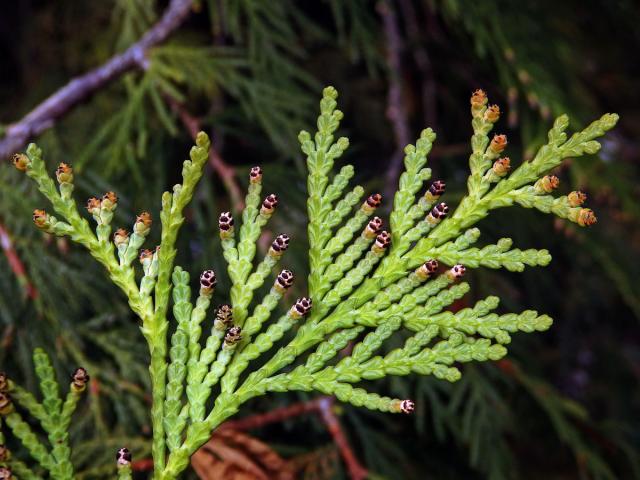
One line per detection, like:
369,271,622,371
0,87,618,479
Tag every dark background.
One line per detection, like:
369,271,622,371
0,1,639,478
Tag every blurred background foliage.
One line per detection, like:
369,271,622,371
0,0,639,478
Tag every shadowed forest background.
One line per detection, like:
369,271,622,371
0,0,639,478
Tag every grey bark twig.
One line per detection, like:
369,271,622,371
0,0,193,159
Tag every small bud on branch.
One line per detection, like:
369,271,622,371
415,259,439,280
534,175,559,194
363,217,383,239
427,202,449,224
274,269,294,294
200,270,217,296
489,134,508,154
362,193,382,214
372,231,391,253
249,166,262,184
260,194,278,216
484,104,500,123
114,228,130,247
55,162,74,184
289,297,312,319
568,191,587,207
214,304,233,331
446,264,467,281
0,392,13,415
101,191,118,211
0,445,9,462
32,209,49,229
219,212,234,239
12,153,30,171
269,234,290,257
470,89,487,117
223,326,243,349
116,447,132,466
425,180,446,202
134,212,152,236
71,367,90,392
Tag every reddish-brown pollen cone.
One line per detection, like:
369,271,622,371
86,197,102,214
139,249,153,263
134,211,153,236
489,134,508,154
12,153,30,171
269,234,290,257
492,157,511,176
56,162,74,183
470,89,487,109
568,191,587,207
484,104,500,123
33,209,48,228
535,175,560,194
578,208,597,226
113,228,130,246
400,399,415,414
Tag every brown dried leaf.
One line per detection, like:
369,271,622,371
192,429,295,480
288,445,340,480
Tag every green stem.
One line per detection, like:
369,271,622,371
148,134,210,476
117,465,133,480
5,412,56,474
7,383,48,425
162,399,236,479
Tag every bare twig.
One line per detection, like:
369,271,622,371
219,399,322,432
0,221,37,299
316,397,368,480
378,0,411,201
398,0,438,128
0,0,194,159
166,97,245,213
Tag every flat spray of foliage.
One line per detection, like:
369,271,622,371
0,87,617,479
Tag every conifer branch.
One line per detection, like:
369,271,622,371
5,86,618,479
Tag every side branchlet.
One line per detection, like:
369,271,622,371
0,351,89,479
